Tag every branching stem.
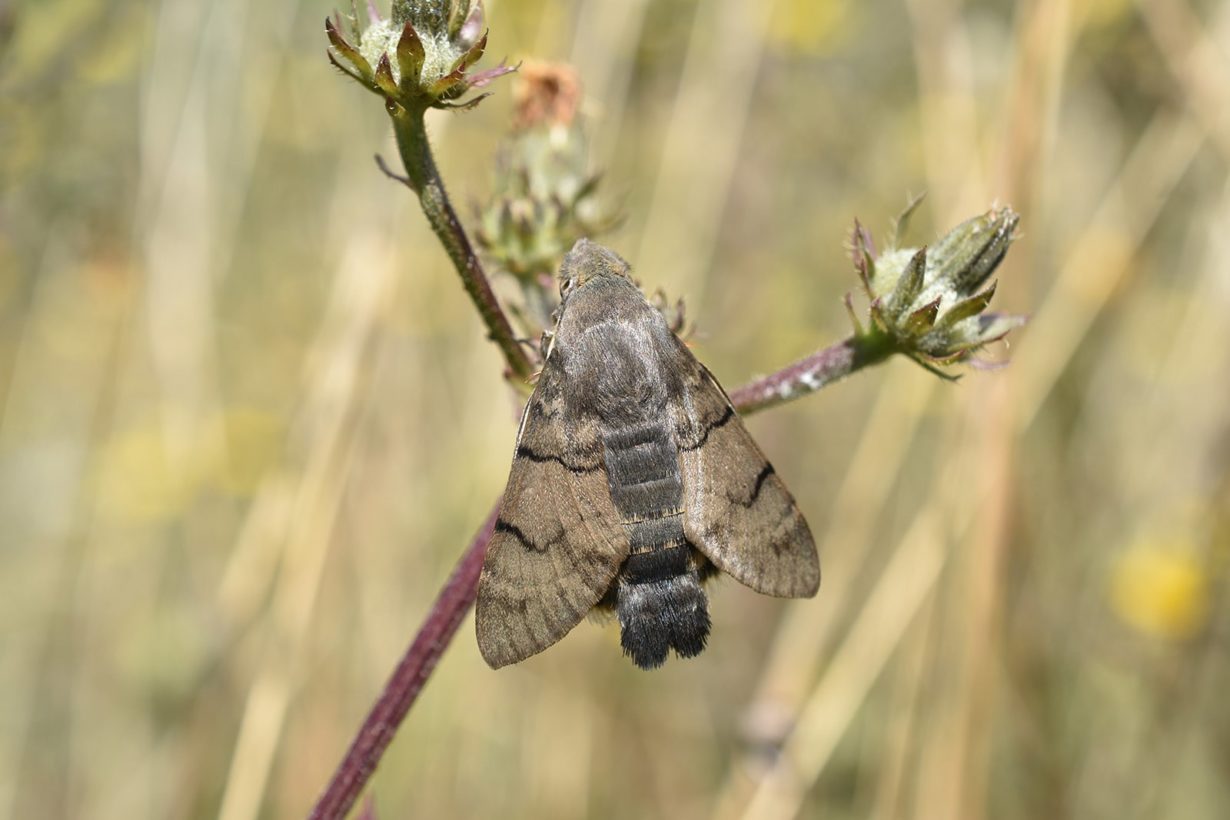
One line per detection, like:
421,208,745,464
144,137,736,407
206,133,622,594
389,104,535,382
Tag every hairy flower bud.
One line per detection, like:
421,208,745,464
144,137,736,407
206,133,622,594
851,203,1026,371
327,0,514,112
475,63,621,333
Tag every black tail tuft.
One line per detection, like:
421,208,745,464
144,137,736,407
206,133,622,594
616,572,711,670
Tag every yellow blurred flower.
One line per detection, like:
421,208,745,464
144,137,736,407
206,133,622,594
203,407,286,497
94,407,284,524
1109,541,1210,641
767,0,853,54
1076,0,1134,30
95,426,198,524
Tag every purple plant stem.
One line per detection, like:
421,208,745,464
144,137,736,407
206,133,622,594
309,333,892,820
727,334,891,416
308,505,498,820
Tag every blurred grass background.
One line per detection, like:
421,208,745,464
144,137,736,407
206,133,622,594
2,0,1229,818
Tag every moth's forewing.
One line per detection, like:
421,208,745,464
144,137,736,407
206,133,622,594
475,363,630,669
673,343,821,598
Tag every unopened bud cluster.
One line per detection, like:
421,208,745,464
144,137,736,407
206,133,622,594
475,63,621,333
851,204,1025,368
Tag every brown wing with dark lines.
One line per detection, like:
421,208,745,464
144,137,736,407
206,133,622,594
672,344,820,599
475,364,630,669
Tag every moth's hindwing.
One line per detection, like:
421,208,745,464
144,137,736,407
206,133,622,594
674,343,821,598
475,364,631,669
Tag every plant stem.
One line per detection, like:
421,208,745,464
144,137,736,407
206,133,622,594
308,505,498,820
389,104,535,382
308,330,895,820
730,332,895,416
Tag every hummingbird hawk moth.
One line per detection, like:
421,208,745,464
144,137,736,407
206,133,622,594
476,240,820,670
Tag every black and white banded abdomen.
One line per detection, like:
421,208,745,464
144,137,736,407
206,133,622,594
601,419,710,668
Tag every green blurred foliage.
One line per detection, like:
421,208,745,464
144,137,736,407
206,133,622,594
2,1,1228,819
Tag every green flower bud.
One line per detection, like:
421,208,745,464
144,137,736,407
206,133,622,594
327,0,513,112
475,62,622,332
852,204,1026,371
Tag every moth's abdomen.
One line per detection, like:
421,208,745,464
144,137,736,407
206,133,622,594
615,575,709,668
602,420,684,553
602,420,710,669
602,422,682,520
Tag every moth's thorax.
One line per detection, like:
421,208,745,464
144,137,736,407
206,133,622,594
553,277,678,424
556,274,647,337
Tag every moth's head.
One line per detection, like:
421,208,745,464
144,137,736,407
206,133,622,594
558,239,632,299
